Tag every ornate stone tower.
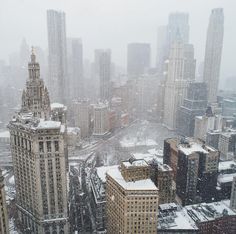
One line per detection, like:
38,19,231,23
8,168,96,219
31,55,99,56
21,48,51,119
8,51,69,234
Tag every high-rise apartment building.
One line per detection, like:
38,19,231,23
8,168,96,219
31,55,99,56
127,43,150,78
0,170,9,234
164,138,219,205
106,159,158,234
8,52,69,233
47,10,68,104
203,8,224,103
67,38,83,99
163,41,188,130
177,82,208,137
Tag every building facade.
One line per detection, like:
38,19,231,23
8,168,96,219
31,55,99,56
0,170,9,234
8,52,69,233
203,8,224,103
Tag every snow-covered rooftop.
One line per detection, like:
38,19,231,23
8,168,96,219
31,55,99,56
122,159,148,168
178,141,216,156
185,200,236,223
96,165,119,183
158,203,198,230
218,173,236,184
106,166,157,191
219,160,236,172
37,120,61,129
51,102,65,109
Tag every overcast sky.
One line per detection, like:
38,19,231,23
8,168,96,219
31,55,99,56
0,0,236,81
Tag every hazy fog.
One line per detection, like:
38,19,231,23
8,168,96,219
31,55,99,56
0,0,236,81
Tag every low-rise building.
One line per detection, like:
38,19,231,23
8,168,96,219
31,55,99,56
106,163,158,233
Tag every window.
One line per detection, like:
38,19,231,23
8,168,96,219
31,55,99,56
47,141,51,152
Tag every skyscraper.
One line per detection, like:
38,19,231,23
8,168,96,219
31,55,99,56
8,52,69,233
167,12,189,46
47,10,68,104
156,12,189,76
0,170,9,234
203,8,224,103
96,49,111,101
127,43,150,78
67,38,83,99
163,41,188,130
177,82,208,137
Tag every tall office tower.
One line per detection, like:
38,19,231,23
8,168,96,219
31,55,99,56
47,10,68,104
183,44,196,81
95,50,111,101
163,41,188,130
93,103,109,136
164,138,219,205
0,170,9,234
156,26,168,74
203,8,224,103
177,82,208,137
127,43,150,78
230,176,236,210
167,12,189,46
8,52,69,233
67,38,83,99
106,159,158,234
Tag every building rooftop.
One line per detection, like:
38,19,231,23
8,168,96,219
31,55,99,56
106,166,157,191
218,160,236,172
96,165,119,183
218,173,236,184
122,159,148,168
37,120,61,129
185,200,236,223
51,102,66,110
178,139,216,156
158,203,198,230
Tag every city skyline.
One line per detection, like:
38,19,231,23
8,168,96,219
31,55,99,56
0,0,236,83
